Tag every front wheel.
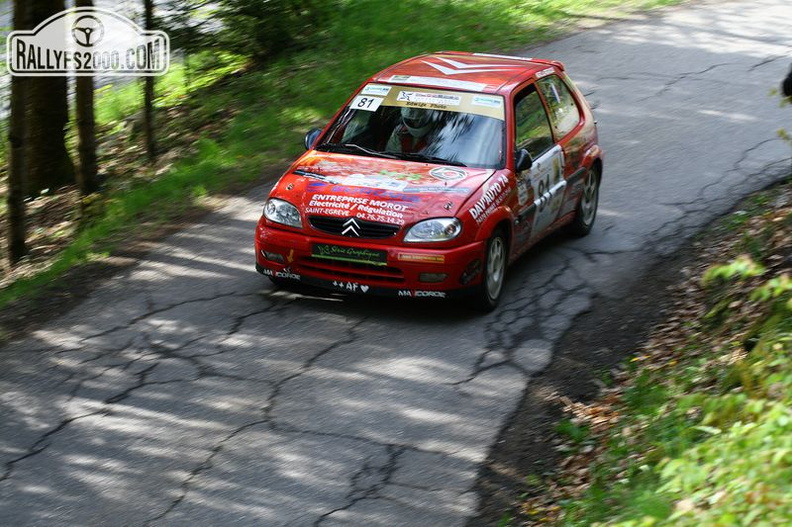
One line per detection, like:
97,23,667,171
568,165,601,237
469,228,507,312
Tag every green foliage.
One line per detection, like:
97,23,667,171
553,177,792,525
701,255,765,285
497,512,514,527
751,273,792,305
658,401,792,526
556,418,591,444
95,82,143,126
560,275,792,525
217,0,337,64
156,0,218,54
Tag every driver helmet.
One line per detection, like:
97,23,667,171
400,107,434,137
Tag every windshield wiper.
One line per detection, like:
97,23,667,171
393,152,467,167
316,142,399,159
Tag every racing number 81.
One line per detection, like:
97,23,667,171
351,95,383,112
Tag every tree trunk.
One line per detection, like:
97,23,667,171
144,0,157,162
7,1,30,265
75,0,99,195
25,0,75,197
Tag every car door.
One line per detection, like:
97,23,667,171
512,83,566,248
535,74,585,217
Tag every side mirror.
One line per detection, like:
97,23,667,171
304,128,322,150
514,148,533,172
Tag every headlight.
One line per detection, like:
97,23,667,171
404,218,462,243
263,198,302,228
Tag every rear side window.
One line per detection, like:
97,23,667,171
536,75,581,139
514,85,554,159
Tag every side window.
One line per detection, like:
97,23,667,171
536,75,581,139
514,85,554,159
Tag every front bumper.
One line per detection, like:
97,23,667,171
255,223,485,299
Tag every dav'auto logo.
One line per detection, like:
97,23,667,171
7,7,169,77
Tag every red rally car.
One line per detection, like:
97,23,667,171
255,51,603,311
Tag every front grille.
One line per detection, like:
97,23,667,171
309,216,400,239
301,257,405,284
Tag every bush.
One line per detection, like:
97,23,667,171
218,0,337,64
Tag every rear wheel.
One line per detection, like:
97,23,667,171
469,228,507,312
568,165,600,237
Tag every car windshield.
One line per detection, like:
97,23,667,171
320,84,506,169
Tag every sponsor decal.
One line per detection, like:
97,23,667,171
304,207,345,217
403,186,472,195
415,290,446,298
306,181,421,203
377,169,423,182
389,74,487,92
469,174,510,224
301,171,408,192
396,290,446,298
397,253,446,264
333,281,369,293
536,67,555,79
385,85,505,120
7,7,169,77
261,268,300,281
396,91,461,107
517,176,531,206
345,173,408,191
429,166,467,181
313,244,388,266
530,146,567,235
361,84,392,96
472,95,504,108
276,269,300,280
306,193,410,224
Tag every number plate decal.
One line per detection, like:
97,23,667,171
350,95,384,112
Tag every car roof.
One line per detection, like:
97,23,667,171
370,51,565,95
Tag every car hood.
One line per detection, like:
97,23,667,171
272,152,496,226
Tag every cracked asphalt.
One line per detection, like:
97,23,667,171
2,0,791,525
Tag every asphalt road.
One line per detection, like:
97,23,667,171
2,0,791,525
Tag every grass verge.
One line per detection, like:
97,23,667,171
0,0,683,311
515,178,792,525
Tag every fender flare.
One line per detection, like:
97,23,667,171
582,145,604,174
473,206,514,251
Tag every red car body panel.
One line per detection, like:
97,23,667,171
255,52,602,301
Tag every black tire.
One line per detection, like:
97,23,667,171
568,165,600,237
469,228,507,312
